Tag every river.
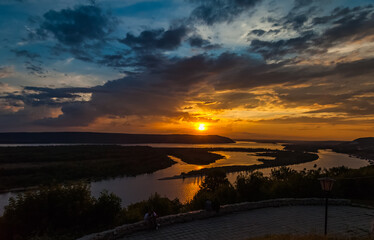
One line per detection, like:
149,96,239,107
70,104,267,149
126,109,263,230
0,141,370,214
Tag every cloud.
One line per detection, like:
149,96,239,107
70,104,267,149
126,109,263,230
334,58,374,77
10,49,48,77
24,62,47,77
2,86,93,107
188,0,263,25
252,116,374,125
188,34,221,49
250,31,316,60
312,6,369,25
2,49,374,130
249,29,266,36
119,25,188,51
11,49,40,60
293,0,316,10
0,66,13,79
250,5,374,60
32,5,118,46
177,112,219,123
2,0,374,133
0,104,61,131
307,96,374,116
315,6,374,49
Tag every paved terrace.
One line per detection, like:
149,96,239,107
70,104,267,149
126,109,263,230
120,205,374,240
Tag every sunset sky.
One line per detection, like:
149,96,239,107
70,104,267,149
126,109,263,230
1,0,374,140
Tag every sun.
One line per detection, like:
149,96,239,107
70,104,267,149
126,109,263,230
197,123,206,131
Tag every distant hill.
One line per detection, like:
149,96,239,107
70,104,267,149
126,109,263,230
334,137,374,152
332,137,374,162
0,132,235,144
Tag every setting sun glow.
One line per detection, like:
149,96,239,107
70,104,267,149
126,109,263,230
197,123,206,131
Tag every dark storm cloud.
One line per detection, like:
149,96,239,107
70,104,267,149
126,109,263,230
36,102,99,127
37,75,188,127
2,44,374,128
312,6,370,25
24,62,47,77
188,35,209,47
97,52,175,73
22,4,125,73
97,53,130,69
188,35,220,49
250,5,374,60
253,116,374,125
0,105,52,131
268,3,319,32
5,53,237,127
247,29,280,39
196,92,261,110
51,43,97,63
293,0,315,10
249,29,266,36
307,97,374,116
250,31,316,59
188,0,262,25
11,49,40,60
334,58,374,77
276,86,354,108
119,26,188,51
32,5,118,46
0,52,320,126
315,6,374,48
210,52,335,90
2,86,93,107
270,61,374,116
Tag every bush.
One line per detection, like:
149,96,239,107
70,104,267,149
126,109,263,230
0,184,125,240
188,170,237,210
90,190,123,228
200,169,230,192
124,193,182,223
236,171,269,201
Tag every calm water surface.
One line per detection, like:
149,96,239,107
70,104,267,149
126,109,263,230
0,141,370,215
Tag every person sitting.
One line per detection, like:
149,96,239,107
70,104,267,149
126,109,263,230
144,209,159,230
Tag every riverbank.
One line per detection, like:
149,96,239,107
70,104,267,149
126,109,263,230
160,150,319,180
0,145,230,191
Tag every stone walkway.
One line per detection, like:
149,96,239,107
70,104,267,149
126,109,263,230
119,206,374,240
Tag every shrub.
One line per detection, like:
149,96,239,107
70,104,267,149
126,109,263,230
0,184,125,240
124,193,182,223
188,170,237,210
236,171,269,201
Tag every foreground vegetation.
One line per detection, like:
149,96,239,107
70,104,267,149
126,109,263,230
1,165,373,240
0,185,181,240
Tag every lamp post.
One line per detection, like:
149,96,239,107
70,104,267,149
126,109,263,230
318,177,335,235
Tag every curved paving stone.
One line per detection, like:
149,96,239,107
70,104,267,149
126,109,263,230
119,206,374,240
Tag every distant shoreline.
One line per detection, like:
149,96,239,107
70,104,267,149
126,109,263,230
0,132,235,144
